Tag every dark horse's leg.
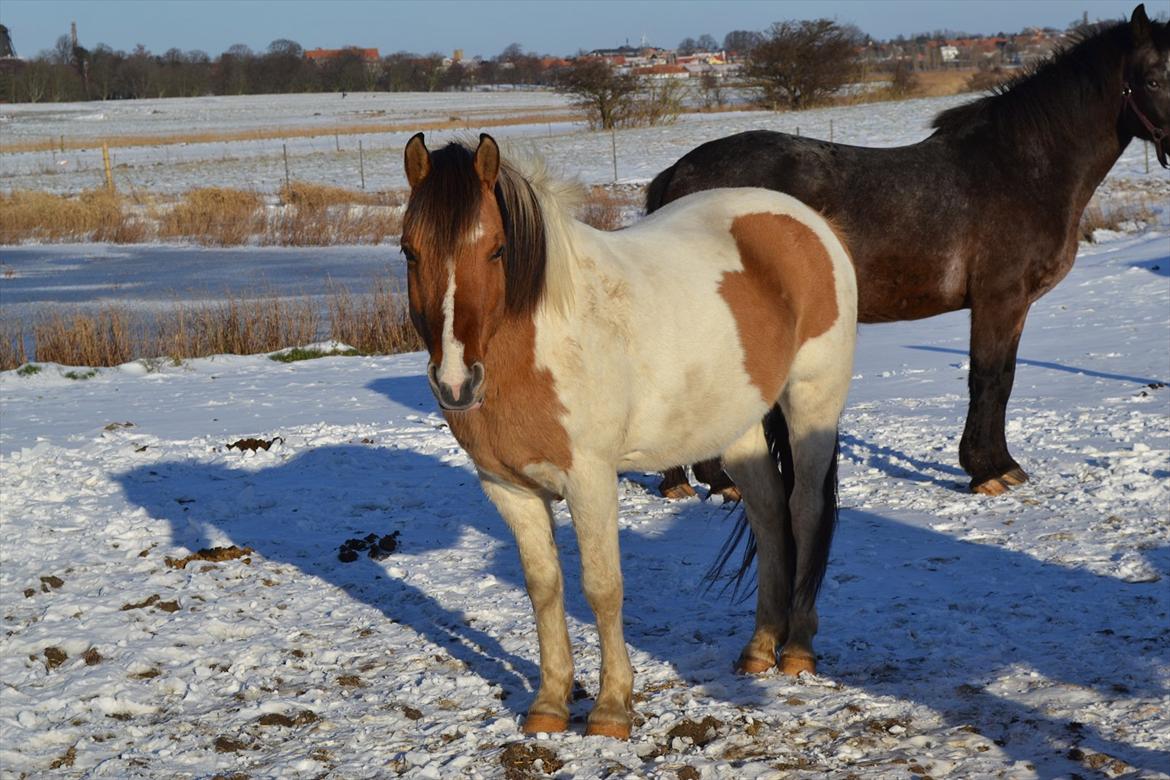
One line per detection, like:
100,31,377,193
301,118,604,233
659,461,741,500
960,300,1031,495
692,458,741,502
658,466,696,499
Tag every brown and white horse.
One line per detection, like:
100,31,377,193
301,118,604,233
400,133,857,740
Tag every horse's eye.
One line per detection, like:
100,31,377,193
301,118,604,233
1147,78,1161,90
490,245,505,261
402,247,417,264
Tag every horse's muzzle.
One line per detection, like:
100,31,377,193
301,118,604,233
427,361,485,411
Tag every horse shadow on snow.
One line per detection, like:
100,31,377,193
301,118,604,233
114,373,1169,776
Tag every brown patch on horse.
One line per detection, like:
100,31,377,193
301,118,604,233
720,213,841,403
444,315,572,489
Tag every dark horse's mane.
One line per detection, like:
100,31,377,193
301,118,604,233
931,20,1132,148
402,141,548,317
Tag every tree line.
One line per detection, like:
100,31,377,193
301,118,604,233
0,36,558,102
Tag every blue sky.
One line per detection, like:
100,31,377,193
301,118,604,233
0,1,1148,59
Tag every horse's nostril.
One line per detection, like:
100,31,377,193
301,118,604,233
470,361,485,388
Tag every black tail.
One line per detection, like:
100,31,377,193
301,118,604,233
644,164,677,214
704,406,839,603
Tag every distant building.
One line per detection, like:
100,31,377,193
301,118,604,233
0,24,17,59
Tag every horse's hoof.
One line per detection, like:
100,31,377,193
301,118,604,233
779,653,816,676
585,720,631,740
661,483,697,500
971,477,1009,496
1000,467,1028,486
523,713,569,734
714,486,742,503
735,654,776,675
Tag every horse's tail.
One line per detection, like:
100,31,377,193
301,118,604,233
705,405,839,602
644,163,676,214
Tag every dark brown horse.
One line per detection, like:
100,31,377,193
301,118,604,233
651,6,1169,496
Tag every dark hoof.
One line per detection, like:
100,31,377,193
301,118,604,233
661,482,697,500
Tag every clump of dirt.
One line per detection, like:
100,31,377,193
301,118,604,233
677,767,700,780
499,742,564,779
119,594,179,612
166,545,253,569
213,735,251,753
338,531,399,563
40,575,64,592
104,421,135,431
83,647,103,665
256,709,318,727
130,668,161,680
666,716,723,747
336,674,364,688
49,745,77,769
43,647,68,670
401,705,423,720
227,436,282,452
865,716,912,734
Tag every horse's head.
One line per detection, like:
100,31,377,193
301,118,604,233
401,133,547,412
1125,4,1170,167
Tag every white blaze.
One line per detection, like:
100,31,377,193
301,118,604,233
437,262,469,390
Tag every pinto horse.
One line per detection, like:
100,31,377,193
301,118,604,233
652,5,1170,497
400,133,856,739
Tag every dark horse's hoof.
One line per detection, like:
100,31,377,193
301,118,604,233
970,467,1029,495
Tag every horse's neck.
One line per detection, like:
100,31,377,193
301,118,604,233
1026,45,1131,213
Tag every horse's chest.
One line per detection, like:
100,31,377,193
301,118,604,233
445,391,572,492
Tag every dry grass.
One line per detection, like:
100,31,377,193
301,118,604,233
327,277,422,355
1,280,421,371
1079,198,1157,242
158,187,265,246
268,182,405,246
0,189,146,243
0,112,582,155
577,186,638,231
2,184,406,246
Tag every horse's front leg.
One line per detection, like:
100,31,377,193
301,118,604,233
479,476,573,734
960,299,1031,495
564,463,633,739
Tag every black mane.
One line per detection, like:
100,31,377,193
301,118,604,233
930,20,1131,146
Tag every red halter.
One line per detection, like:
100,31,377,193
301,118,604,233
1123,82,1169,169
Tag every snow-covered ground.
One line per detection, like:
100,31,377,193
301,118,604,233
1,90,1168,778
1,231,1168,778
3,91,1168,203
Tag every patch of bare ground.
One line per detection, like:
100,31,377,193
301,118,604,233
165,545,254,569
499,742,564,779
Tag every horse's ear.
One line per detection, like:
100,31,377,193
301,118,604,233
474,133,500,189
404,132,430,190
1131,4,1151,43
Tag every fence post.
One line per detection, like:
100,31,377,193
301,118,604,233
283,143,291,189
610,128,618,183
102,144,114,191
335,133,340,152
829,119,834,143
59,134,65,153
359,140,366,190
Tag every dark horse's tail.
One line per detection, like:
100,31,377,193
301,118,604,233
706,406,840,602
644,163,677,214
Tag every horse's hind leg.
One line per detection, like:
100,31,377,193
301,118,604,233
779,376,848,676
961,300,1030,495
479,477,573,734
722,423,792,674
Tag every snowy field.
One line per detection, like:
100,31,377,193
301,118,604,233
1,90,1169,778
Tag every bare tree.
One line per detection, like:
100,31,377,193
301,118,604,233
696,33,719,52
554,59,640,129
745,19,862,109
723,30,764,56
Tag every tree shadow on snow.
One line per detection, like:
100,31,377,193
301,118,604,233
112,374,1168,774
906,345,1166,386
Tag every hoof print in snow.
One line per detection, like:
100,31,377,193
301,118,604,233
499,743,564,778
338,531,399,562
165,545,254,569
227,436,283,452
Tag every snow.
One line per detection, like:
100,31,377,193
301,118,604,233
2,91,1169,778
